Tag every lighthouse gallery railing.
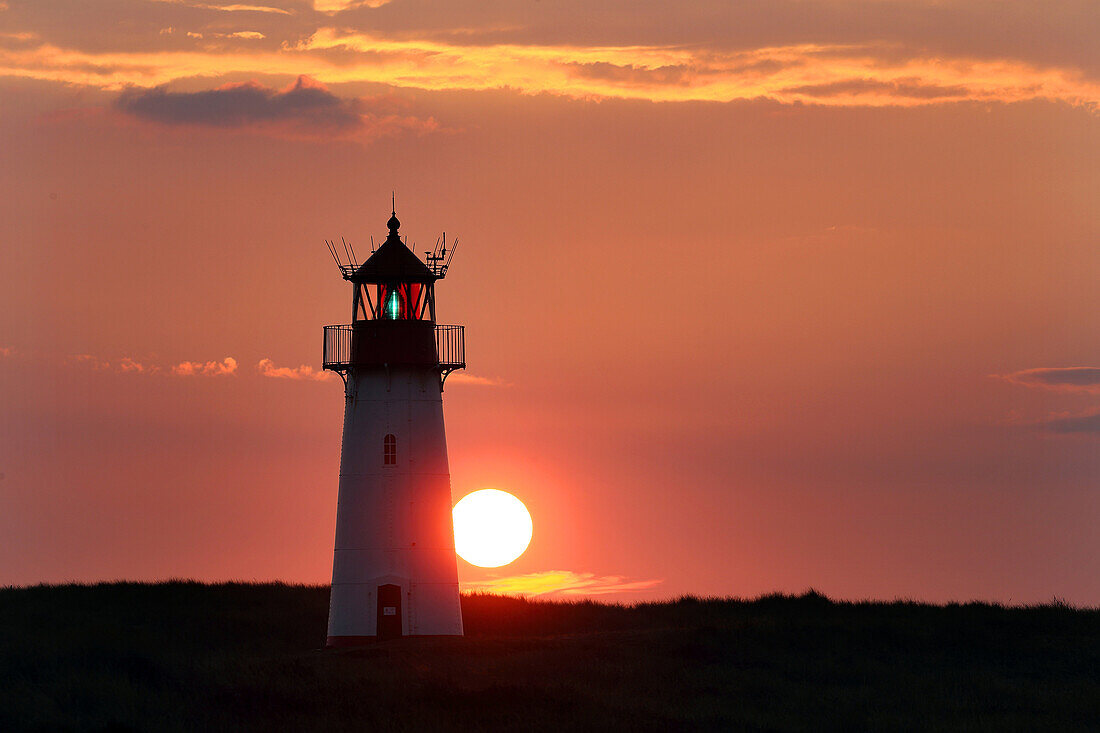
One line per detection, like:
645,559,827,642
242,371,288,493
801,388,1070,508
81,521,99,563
322,324,465,371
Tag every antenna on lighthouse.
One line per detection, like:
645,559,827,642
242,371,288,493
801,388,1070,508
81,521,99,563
343,237,358,269
445,237,459,271
325,238,358,280
426,231,459,278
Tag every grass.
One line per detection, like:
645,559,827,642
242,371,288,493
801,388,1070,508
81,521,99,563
0,583,1097,731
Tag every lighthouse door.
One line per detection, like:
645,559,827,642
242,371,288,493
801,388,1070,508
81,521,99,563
376,584,403,639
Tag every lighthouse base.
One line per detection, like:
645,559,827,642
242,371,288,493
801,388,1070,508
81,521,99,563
327,575,463,639
326,634,465,647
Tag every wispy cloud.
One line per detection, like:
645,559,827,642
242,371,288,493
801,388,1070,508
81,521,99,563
171,357,238,376
65,353,323,380
158,28,267,40
1040,409,1100,435
256,358,335,381
0,31,38,44
70,353,114,371
112,76,438,142
783,77,972,101
68,353,245,376
994,367,1100,394
69,354,162,374
117,357,151,373
314,0,393,13
150,0,292,14
463,570,663,597
446,372,507,387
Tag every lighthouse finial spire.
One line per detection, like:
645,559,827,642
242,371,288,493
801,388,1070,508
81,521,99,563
387,192,401,235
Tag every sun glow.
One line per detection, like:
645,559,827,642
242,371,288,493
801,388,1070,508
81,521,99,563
453,489,533,568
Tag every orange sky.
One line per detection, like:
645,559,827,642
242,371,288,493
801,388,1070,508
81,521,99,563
1,0,1099,604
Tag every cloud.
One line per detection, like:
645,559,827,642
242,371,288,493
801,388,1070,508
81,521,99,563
783,77,973,101
995,367,1100,394
112,76,438,141
561,57,801,89
446,372,506,386
0,1,1096,112
165,29,266,40
70,353,113,370
256,358,335,381
68,354,161,374
114,76,360,127
150,0,292,14
209,3,288,11
171,357,237,376
67,353,245,376
326,0,1100,77
0,31,41,52
563,61,693,88
1041,410,1100,435
117,357,151,373
285,30,1100,106
314,0,393,13
2,0,1100,108
2,11,1097,107
65,353,323,380
462,570,663,597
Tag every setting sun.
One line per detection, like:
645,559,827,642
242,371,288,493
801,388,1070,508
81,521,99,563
452,490,533,568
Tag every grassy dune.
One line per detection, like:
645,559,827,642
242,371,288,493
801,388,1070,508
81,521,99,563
0,583,1096,731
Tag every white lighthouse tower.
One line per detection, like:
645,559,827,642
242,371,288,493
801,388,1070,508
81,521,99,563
322,208,465,644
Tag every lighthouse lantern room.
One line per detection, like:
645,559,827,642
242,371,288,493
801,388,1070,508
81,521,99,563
321,208,465,643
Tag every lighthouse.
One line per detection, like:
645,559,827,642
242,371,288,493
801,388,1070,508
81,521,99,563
322,208,465,643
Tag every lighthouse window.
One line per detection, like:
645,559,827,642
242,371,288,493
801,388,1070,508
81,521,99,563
383,434,397,465
385,289,401,320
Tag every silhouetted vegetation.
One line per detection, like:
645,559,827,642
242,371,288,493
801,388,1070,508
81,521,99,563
1,582,1097,731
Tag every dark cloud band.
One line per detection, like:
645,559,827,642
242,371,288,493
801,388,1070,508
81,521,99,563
111,76,437,141
1043,411,1100,434
113,76,363,130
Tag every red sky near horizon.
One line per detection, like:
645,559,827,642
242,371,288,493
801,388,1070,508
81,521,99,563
1,0,1098,604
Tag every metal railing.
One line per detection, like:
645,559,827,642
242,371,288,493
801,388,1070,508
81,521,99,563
434,324,465,370
322,323,465,371
323,324,354,370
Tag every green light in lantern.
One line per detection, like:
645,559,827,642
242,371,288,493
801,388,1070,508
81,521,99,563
386,289,401,319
